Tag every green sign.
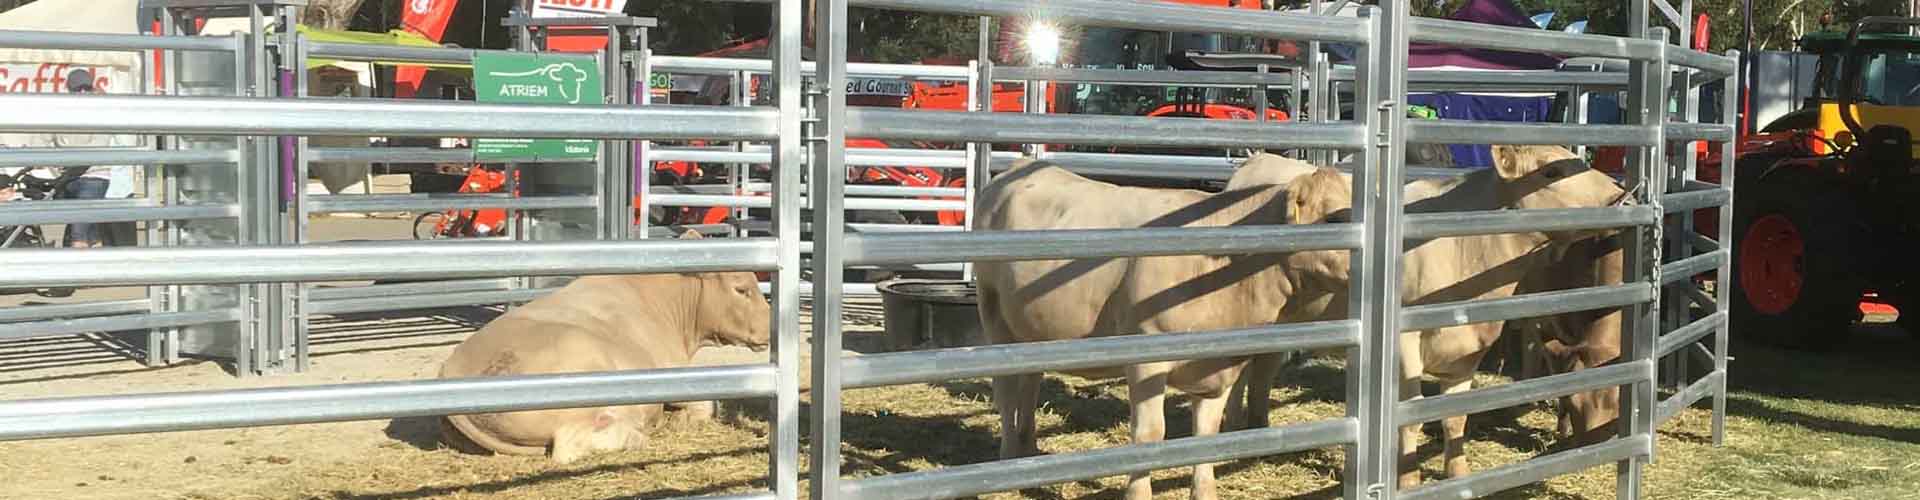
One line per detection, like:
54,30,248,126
649,72,670,90
472,52,603,161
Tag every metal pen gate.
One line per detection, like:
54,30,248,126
0,0,1736,499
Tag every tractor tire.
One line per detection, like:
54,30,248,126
1730,164,1863,351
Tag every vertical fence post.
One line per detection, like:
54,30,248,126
1618,21,1669,498
967,17,994,284
807,0,850,497
1713,49,1740,448
961,57,981,282
768,0,804,498
1346,4,1409,500
290,33,313,373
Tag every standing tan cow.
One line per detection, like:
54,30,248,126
437,231,771,463
1517,234,1625,445
973,158,1305,500
1280,145,1627,487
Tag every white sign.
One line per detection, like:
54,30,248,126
531,0,628,18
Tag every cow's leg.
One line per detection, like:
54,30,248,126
1125,362,1170,500
992,372,1043,459
1439,376,1475,479
1232,353,1282,430
1190,388,1231,500
1224,373,1248,432
1398,375,1425,489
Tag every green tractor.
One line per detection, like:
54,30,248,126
1726,17,1920,349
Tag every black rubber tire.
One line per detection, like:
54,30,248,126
1729,162,1864,351
412,212,450,240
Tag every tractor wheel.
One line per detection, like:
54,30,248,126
1730,165,1863,351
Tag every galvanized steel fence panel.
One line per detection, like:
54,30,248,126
0,0,1741,499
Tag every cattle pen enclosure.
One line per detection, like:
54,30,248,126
0,1,1777,500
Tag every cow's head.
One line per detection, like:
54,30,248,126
1489,144,1629,245
1280,167,1357,289
682,230,772,351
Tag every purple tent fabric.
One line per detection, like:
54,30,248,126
1409,0,1564,70
1407,92,1554,167
1325,0,1564,70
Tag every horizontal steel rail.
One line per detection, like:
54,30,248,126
304,278,515,302
1398,360,1650,426
994,66,1294,87
845,223,1364,266
847,0,1369,44
1656,311,1726,359
1665,45,1741,76
838,419,1358,500
650,55,972,79
305,41,489,65
0,200,237,226
842,320,1361,389
303,147,589,165
0,299,150,324
305,194,598,213
1407,121,1659,147
1328,67,1630,90
1664,123,1736,143
1400,435,1651,500
1660,250,1727,286
0,95,780,141
0,148,239,168
0,363,777,441
1408,17,1664,63
1656,370,1726,425
1684,285,1715,309
308,288,557,316
847,108,1368,150
735,183,964,198
0,309,241,342
1662,186,1731,213
1401,283,1653,332
1402,206,1658,240
647,193,966,211
0,239,781,287
0,29,237,52
1687,231,1720,252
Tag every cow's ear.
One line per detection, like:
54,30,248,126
680,229,704,240
1492,145,1531,180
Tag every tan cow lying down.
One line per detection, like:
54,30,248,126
1281,145,1627,488
973,157,1312,500
438,231,771,463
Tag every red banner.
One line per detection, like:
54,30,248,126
402,0,459,42
396,0,460,98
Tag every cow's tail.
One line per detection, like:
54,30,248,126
442,413,548,457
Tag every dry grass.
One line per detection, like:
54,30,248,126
3,312,1917,500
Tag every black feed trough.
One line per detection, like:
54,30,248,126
876,279,984,351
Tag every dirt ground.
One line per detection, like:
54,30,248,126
3,202,1918,500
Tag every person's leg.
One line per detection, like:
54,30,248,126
61,177,109,248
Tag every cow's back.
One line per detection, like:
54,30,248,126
974,161,1206,345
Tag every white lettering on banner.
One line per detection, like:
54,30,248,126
410,0,432,15
531,0,628,18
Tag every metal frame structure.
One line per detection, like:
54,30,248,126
0,1,1737,499
0,0,302,376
